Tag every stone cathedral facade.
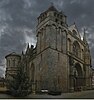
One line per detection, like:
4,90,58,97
5,5,92,93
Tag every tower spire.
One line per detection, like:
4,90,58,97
83,28,87,41
83,28,89,47
22,50,24,55
26,43,30,54
27,43,29,49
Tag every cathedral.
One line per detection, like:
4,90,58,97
5,5,92,93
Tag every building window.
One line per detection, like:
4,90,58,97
8,60,10,66
13,59,15,67
82,49,84,59
55,19,58,23
58,53,59,61
41,54,42,60
68,38,71,52
61,30,67,52
61,21,63,25
73,41,81,58
58,27,61,34
73,30,77,35
54,12,57,17
57,14,59,17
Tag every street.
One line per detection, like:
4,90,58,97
1,90,94,98
26,90,94,99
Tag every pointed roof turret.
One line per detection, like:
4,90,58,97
27,43,29,49
83,28,87,44
83,28,90,50
31,44,34,49
26,43,30,54
22,51,24,55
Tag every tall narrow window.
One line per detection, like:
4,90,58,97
82,49,83,59
8,60,10,66
68,38,71,52
41,54,42,60
73,41,81,58
58,27,61,34
54,12,57,17
61,30,67,52
55,19,58,23
73,30,77,35
13,59,15,67
58,53,59,61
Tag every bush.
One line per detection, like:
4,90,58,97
6,63,31,97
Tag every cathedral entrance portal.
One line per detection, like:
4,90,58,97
73,63,83,91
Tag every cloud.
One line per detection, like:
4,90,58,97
0,0,94,77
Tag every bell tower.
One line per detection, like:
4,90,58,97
36,4,68,54
35,4,69,92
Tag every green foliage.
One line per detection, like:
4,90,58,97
7,63,31,97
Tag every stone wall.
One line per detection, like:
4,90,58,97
30,48,69,92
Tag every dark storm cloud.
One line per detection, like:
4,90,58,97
0,0,94,76
0,0,37,76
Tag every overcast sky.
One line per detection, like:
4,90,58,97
0,0,94,77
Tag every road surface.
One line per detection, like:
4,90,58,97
1,90,94,98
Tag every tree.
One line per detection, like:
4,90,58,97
7,63,31,97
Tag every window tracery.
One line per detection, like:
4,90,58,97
73,41,81,58
68,38,71,52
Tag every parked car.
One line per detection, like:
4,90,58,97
48,90,62,95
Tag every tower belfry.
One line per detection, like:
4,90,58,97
36,4,68,92
37,4,67,54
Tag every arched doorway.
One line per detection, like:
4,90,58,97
73,63,83,91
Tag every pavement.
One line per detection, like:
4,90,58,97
1,90,94,99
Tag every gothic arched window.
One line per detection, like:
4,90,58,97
8,60,10,67
13,59,15,67
58,27,61,34
61,30,67,52
82,49,84,59
67,38,71,52
73,41,81,58
73,30,77,35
